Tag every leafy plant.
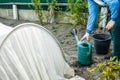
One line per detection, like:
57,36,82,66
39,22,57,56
46,0,62,23
51,26,57,32
67,0,88,26
32,0,43,24
47,0,61,11
87,57,120,80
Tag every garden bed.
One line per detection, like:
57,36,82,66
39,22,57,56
0,17,112,79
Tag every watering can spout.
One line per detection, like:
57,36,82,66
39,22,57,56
70,28,79,44
70,28,77,36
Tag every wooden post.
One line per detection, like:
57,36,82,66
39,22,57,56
49,7,55,23
49,7,59,24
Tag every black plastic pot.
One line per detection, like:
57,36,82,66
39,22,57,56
92,33,111,54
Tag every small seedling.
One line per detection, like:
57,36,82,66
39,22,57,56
51,26,57,32
64,33,71,37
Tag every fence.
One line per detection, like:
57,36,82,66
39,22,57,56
0,0,68,9
0,0,68,3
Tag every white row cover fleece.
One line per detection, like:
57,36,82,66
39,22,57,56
0,23,85,80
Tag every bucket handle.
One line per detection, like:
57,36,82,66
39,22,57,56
84,40,92,56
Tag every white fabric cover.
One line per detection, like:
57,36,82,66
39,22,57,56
0,23,74,80
0,23,13,44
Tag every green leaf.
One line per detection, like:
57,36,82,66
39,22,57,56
110,56,117,61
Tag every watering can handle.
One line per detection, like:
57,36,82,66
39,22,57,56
84,40,92,56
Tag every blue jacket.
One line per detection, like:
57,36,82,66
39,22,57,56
86,0,120,34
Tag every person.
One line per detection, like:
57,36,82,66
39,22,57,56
81,0,120,59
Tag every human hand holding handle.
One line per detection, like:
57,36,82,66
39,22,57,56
106,20,115,30
81,32,90,41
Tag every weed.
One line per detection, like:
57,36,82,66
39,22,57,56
64,33,71,37
51,26,57,32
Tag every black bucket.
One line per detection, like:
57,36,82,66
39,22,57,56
92,33,111,54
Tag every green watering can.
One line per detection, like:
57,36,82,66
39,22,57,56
70,28,92,65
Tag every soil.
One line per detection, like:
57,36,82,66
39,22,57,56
0,17,112,79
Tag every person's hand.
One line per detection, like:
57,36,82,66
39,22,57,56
81,32,90,41
106,20,115,30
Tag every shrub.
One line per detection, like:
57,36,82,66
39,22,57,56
67,0,88,26
87,57,120,80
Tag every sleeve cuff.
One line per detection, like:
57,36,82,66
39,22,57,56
111,18,116,22
86,29,92,34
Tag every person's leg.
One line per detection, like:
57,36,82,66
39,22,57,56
104,29,113,59
110,15,120,59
